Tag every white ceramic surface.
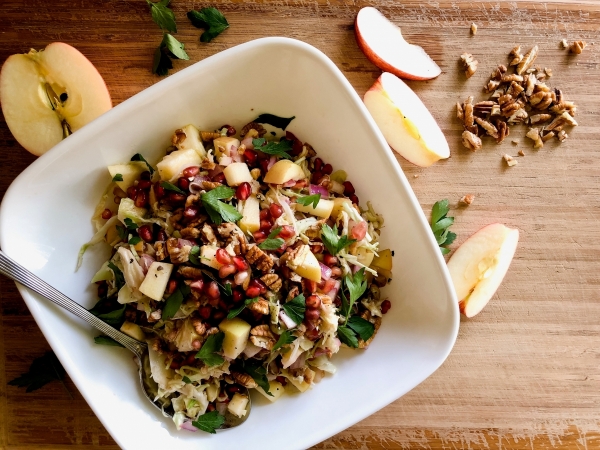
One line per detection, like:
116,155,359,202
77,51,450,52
0,37,459,449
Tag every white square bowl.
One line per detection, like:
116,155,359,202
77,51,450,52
0,37,458,449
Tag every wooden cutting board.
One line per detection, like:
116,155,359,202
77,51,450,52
1,1,599,448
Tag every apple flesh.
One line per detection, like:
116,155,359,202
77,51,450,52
107,161,147,192
263,160,306,185
238,195,260,234
138,262,173,301
447,223,519,318
227,393,249,418
223,162,253,186
219,317,251,359
174,124,206,156
120,321,146,341
256,380,285,402
364,72,450,167
286,244,321,282
295,198,334,219
156,147,203,182
355,7,441,80
0,42,112,156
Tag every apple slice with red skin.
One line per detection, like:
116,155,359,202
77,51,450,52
364,72,449,167
447,223,519,318
355,7,441,81
0,42,112,156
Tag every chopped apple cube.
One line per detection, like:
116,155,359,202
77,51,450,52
227,393,249,418
156,147,203,182
286,244,321,282
107,161,147,192
218,318,251,359
120,321,145,341
138,262,173,301
371,249,392,271
255,380,285,402
331,198,352,219
200,245,224,270
263,160,306,184
213,136,240,159
238,195,260,234
223,162,253,186
175,124,206,157
356,247,375,267
295,198,335,219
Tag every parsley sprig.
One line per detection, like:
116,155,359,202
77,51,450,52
281,294,306,326
240,359,272,396
296,194,321,209
162,284,191,320
192,410,225,434
153,33,190,76
130,153,155,175
187,7,229,43
321,224,355,256
272,330,296,352
430,199,456,255
252,138,293,159
146,0,177,33
258,227,285,250
227,297,260,319
201,186,242,225
8,351,66,393
337,269,374,348
195,332,225,367
112,173,123,182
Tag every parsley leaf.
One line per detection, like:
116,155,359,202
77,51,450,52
281,294,306,326
160,181,185,195
152,45,173,76
115,225,128,241
130,153,155,175
128,236,142,245
189,245,202,265
258,229,285,251
201,270,233,297
8,351,66,393
146,0,177,33
346,316,375,342
94,335,125,347
187,7,229,43
107,262,125,290
241,359,272,396
123,218,138,232
337,326,359,348
272,330,297,352
252,138,293,159
227,297,259,320
320,224,355,256
182,376,192,384
93,305,126,327
297,194,321,209
195,332,225,367
152,33,190,76
430,199,456,255
252,113,296,130
112,173,123,182
192,410,225,434
162,284,190,320
201,186,242,225
340,268,367,319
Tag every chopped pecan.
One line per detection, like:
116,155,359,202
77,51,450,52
460,53,478,78
557,130,568,142
199,131,221,141
461,130,482,151
200,223,218,245
154,241,167,261
248,298,270,315
172,129,186,145
516,45,538,74
217,223,237,238
250,335,275,350
180,227,201,239
561,38,569,48
490,64,507,81
518,149,525,156
501,74,523,83
251,324,274,337
191,318,207,336
287,285,300,301
261,273,282,292
196,180,223,191
496,120,510,143
205,326,220,336
245,245,274,272
231,371,258,389
470,23,478,35
177,266,203,279
463,96,474,129
474,117,499,138
185,194,200,209
541,131,555,142
507,108,528,124
166,238,191,264
456,102,464,121
524,74,537,96
509,45,523,66
526,127,544,149
570,40,586,54
240,122,266,138
200,158,217,171
550,101,576,116
529,114,552,125
485,80,501,93
503,154,518,167
473,100,495,116
169,209,184,230
507,81,524,97
459,194,475,205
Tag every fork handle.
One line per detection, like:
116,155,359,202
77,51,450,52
0,250,146,356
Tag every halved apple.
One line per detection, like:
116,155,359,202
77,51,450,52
447,223,519,318
0,42,112,156
263,160,306,185
355,7,441,81
364,72,450,167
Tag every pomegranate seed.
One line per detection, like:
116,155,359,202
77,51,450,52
292,179,307,190
248,278,267,294
276,375,287,385
207,403,216,412
219,264,236,278
234,270,248,286
213,311,225,321
138,225,153,242
212,173,226,184
101,208,112,220
215,248,233,265
311,171,323,183
232,256,248,272
381,299,391,314
178,177,190,191
113,186,126,198
156,230,167,241
259,209,271,220
279,225,295,240
243,149,258,166
236,182,251,201
137,179,152,190
182,166,200,178
207,281,220,299
322,278,337,293
220,125,236,136
269,203,283,219
245,286,261,298
313,158,323,171
226,385,241,394
330,267,342,278
302,279,317,294
190,279,204,292
153,182,165,200
259,159,269,175
232,289,244,303
260,219,273,232
184,206,199,218
166,279,178,296
306,295,321,310
199,306,212,320
140,171,151,180
323,254,337,266
343,181,355,195
351,221,368,241
126,186,138,200
135,191,148,207
350,194,359,205
113,196,122,205
218,299,229,311
97,282,107,298
168,192,186,204
322,163,333,175
305,328,320,340
253,231,267,243
305,308,320,322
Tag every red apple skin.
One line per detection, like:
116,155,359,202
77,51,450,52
354,10,441,81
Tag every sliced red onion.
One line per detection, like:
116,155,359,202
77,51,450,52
208,165,224,178
231,152,242,163
313,348,327,357
241,136,254,150
309,184,328,197
319,262,332,280
139,254,155,275
219,155,233,166
180,421,198,432
289,352,306,370
279,310,297,329
282,179,296,188
326,280,340,302
352,264,361,274
190,280,204,291
189,175,210,194
267,156,277,171
178,238,194,248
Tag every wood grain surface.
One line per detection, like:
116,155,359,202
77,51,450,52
1,1,599,448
